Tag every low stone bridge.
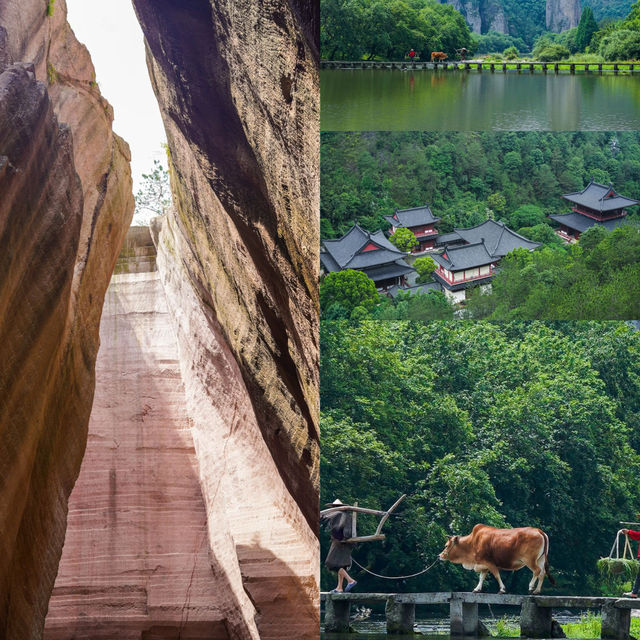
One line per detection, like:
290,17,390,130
321,591,640,638
321,60,640,74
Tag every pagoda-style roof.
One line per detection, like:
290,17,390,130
387,282,443,298
432,241,495,271
548,212,629,234
365,261,416,283
384,204,440,229
436,231,465,246
562,180,640,213
445,220,541,257
321,224,408,273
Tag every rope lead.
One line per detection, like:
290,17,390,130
351,556,440,580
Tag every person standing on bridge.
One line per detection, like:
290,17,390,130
322,500,358,593
408,49,416,59
622,528,640,598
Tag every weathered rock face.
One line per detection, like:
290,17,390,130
0,0,134,636
45,226,319,639
130,1,320,534
45,241,244,639
446,0,508,34
129,1,321,635
546,0,581,32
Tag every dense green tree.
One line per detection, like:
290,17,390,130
599,28,640,59
389,227,419,251
320,270,380,314
414,255,437,282
321,321,640,593
576,7,600,51
473,31,528,54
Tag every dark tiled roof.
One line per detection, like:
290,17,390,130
549,212,629,233
320,251,341,273
387,281,443,298
432,242,495,271
322,224,407,269
384,205,440,228
363,260,415,283
453,220,541,257
436,232,465,246
432,271,494,291
563,181,640,213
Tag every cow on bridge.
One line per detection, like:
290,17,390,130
431,51,448,62
438,524,556,594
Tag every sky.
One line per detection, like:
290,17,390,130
66,0,167,219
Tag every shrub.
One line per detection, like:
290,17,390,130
599,29,640,60
503,46,520,59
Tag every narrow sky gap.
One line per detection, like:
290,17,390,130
66,0,167,221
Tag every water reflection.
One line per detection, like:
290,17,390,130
321,70,640,131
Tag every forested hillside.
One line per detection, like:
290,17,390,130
321,321,640,594
321,131,640,239
320,0,634,57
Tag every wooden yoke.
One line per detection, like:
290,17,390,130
320,494,406,543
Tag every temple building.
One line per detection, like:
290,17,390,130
320,224,415,289
384,205,441,252
432,220,541,303
549,180,639,242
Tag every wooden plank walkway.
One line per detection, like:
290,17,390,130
321,591,640,637
321,60,640,73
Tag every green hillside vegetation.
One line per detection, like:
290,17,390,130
320,224,640,321
321,0,474,60
320,0,636,57
320,131,640,321
321,321,640,594
321,131,640,239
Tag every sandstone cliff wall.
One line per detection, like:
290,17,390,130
45,227,319,639
0,1,133,636
130,0,321,533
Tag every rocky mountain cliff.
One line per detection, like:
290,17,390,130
44,229,319,639
130,0,320,538
444,0,581,35
447,0,509,34
0,0,134,636
1,0,318,636
547,0,581,31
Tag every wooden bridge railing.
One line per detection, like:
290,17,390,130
320,60,640,74
321,591,640,638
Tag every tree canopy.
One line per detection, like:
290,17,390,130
321,0,474,60
321,321,640,595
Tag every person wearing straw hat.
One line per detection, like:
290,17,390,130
622,529,640,598
322,499,358,593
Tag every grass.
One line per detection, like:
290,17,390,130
47,63,57,84
485,613,640,638
46,0,54,16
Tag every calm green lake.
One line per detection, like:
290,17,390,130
321,70,640,131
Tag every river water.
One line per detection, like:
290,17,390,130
321,70,640,131
321,611,597,639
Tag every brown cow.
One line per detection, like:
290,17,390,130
431,51,448,62
438,524,555,594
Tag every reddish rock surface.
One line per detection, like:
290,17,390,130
45,251,238,639
0,1,133,636
131,0,321,530
45,229,319,638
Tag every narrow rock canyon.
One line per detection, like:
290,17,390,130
1,0,319,637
